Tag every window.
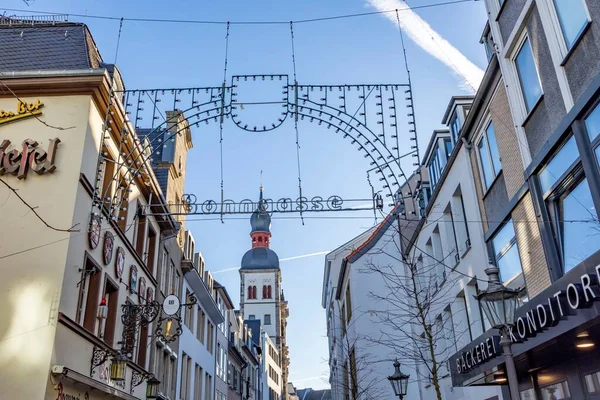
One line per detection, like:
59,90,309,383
445,205,459,263
217,344,223,379
262,286,267,299
207,322,214,353
585,102,600,163
444,306,457,353
345,284,352,322
135,203,147,258
585,370,600,393
194,364,203,400
82,259,102,334
343,362,350,400
477,121,502,189
539,135,600,274
264,314,271,325
184,290,193,330
520,388,536,400
146,227,157,273
492,220,525,286
553,0,589,50
444,138,453,158
515,37,543,113
453,190,471,253
162,130,176,163
160,248,169,295
450,112,461,144
197,308,206,344
101,278,119,346
181,353,191,400
540,380,570,399
341,304,347,336
432,227,445,285
249,314,255,320
205,373,212,400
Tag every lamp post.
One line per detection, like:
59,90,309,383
476,265,520,400
387,360,409,399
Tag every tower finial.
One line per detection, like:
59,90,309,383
260,170,263,192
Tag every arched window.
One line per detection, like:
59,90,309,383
262,285,267,299
258,236,263,242
252,237,257,243
248,286,253,299
252,286,257,299
267,285,272,299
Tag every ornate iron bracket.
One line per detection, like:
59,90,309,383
90,346,111,377
130,370,151,394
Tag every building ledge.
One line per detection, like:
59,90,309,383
184,268,224,324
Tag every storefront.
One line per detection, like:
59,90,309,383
451,249,600,399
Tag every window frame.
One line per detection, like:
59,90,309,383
512,34,544,117
550,0,591,53
476,118,502,191
492,220,525,285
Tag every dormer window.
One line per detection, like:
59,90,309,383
427,137,452,189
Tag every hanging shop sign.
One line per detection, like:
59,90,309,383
139,277,147,302
88,214,101,250
129,265,138,294
0,137,60,179
506,265,600,343
455,335,501,374
102,232,114,265
0,99,44,126
146,287,154,303
115,247,125,279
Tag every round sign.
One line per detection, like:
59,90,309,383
162,294,180,316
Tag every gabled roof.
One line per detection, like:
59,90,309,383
0,22,102,72
213,280,234,309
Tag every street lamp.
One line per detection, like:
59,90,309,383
387,360,409,399
146,375,160,399
476,265,520,400
109,352,127,381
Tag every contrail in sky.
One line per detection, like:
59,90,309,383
367,0,484,91
211,250,331,274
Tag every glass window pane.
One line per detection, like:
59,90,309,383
539,136,579,194
584,371,600,393
492,220,516,256
560,178,600,273
516,38,542,113
445,139,453,157
540,381,570,400
450,113,461,143
553,0,588,49
478,138,494,189
498,244,522,284
486,122,502,175
586,102,600,142
520,388,536,400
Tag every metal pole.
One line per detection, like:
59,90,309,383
500,326,520,400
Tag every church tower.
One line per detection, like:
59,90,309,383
239,187,289,397
239,187,281,341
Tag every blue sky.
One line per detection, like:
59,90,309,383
3,0,488,389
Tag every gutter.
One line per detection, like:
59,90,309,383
0,68,107,78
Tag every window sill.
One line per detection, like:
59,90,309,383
461,244,472,258
521,94,544,127
560,20,592,67
495,0,508,22
481,170,504,200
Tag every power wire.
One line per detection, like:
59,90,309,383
0,1,473,26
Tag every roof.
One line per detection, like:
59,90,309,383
0,22,102,72
244,319,262,347
213,280,235,309
421,129,451,166
334,207,399,300
240,247,280,270
136,128,169,195
441,95,475,124
296,389,332,400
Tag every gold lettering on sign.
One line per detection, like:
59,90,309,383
0,99,44,126
0,138,60,179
